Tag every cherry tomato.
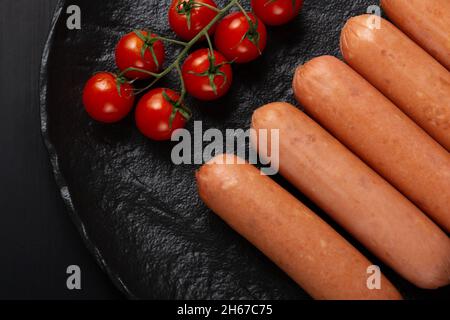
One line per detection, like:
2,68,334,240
251,0,303,26
169,0,219,41
214,12,267,64
135,88,190,141
115,30,165,80
182,49,233,101
82,72,135,123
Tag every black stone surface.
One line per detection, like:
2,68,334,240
0,0,122,299
40,0,450,299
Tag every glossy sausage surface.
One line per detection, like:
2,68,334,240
293,56,450,233
341,15,450,151
252,102,450,289
197,154,402,300
381,0,450,70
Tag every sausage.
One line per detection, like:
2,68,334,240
196,154,402,300
340,15,450,151
293,55,450,233
381,0,450,70
252,102,450,289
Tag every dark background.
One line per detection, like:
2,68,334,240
0,0,122,299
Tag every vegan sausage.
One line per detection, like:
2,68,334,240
381,0,450,70
252,102,450,289
196,154,402,300
293,55,450,233
340,15,450,151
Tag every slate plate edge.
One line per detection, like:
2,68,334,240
39,0,135,299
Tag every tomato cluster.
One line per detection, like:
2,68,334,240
82,0,303,141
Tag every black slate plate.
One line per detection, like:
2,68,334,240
40,0,450,299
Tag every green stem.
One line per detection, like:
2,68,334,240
120,67,159,79
192,1,221,12
235,1,252,22
156,35,188,47
205,32,214,53
130,0,240,95
175,62,186,104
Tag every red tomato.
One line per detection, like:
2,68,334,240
214,12,267,64
182,49,233,101
169,0,219,41
82,72,135,123
251,0,303,26
115,30,165,80
135,88,190,141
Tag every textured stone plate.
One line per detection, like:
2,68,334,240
40,0,449,299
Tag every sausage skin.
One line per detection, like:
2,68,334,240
381,0,450,70
196,154,402,300
293,56,450,233
341,15,450,151
252,102,450,289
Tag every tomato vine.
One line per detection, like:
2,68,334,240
83,0,303,138
116,0,251,107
